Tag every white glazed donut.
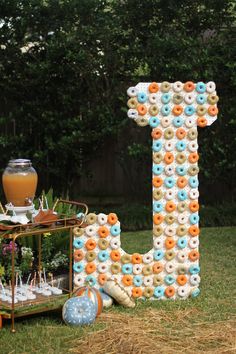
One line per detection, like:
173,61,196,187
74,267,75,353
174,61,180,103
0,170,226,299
165,141,175,152
110,238,121,249
161,117,171,128
133,264,142,275
190,274,200,286
189,238,199,249
127,109,138,119
154,238,163,249
185,117,195,128
85,225,97,237
188,141,198,152
177,286,189,298
164,226,175,237
165,262,175,274
143,275,153,286
97,213,108,225
206,81,216,93
177,213,189,225
165,165,174,176
177,250,188,263
149,93,158,104
189,189,199,199
74,274,84,287
173,81,183,92
127,86,138,97
165,190,175,200
184,92,195,104
97,263,109,274
143,253,153,264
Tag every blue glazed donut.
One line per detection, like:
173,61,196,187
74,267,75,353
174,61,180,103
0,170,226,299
154,249,164,261
184,105,195,116
173,116,183,127
110,225,121,236
153,141,162,152
164,177,175,188
196,82,206,93
122,263,133,275
153,202,163,213
177,237,187,249
176,141,186,152
161,105,171,116
133,275,143,287
153,164,164,175
189,176,199,188
164,275,175,285
149,116,160,128
62,296,96,326
85,275,96,287
196,94,206,105
191,288,200,298
161,93,171,104
137,92,147,103
73,238,84,249
177,190,187,201
189,213,199,224
98,250,109,262
73,262,84,273
176,166,187,176
189,265,200,274
154,286,165,298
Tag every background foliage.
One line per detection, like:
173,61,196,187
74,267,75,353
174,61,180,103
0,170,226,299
0,0,235,211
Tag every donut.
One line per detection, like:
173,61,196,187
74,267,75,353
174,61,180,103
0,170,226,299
187,128,198,140
161,105,171,116
177,265,187,275
122,263,133,275
189,237,199,249
149,116,160,128
161,117,171,127
153,225,163,236
98,250,109,262
165,262,175,273
73,227,84,237
132,253,142,264
164,226,175,237
127,97,138,109
85,239,97,251
127,86,138,97
164,177,175,188
121,254,132,264
184,105,195,116
153,152,163,164
73,262,84,273
183,81,195,92
143,287,154,298
136,117,149,127
107,213,118,225
196,82,206,93
73,238,84,249
206,81,216,93
86,251,96,262
177,190,187,201
177,213,188,225
142,253,153,264
173,94,183,105
110,238,121,249
207,94,219,105
165,165,174,176
176,141,186,152
191,288,200,298
177,237,187,249
153,262,163,274
172,105,183,116
74,250,84,262
153,238,163,249
208,106,218,116
176,225,187,236
98,274,107,285
165,238,176,249
110,225,121,236
165,214,175,224
153,214,164,225
161,93,171,104
178,286,188,298
97,213,108,225
164,275,175,285
153,189,163,200
133,275,143,287
86,213,97,225
196,94,206,105
188,166,199,176
85,262,96,274
165,201,176,213
189,265,200,274
165,250,176,261
132,287,143,298
188,152,199,164
85,225,97,237
177,250,188,263
122,275,133,286
151,128,162,140
161,81,171,92
190,274,200,286
142,265,153,276
177,177,188,188
149,82,159,93
188,141,198,152
128,109,138,119
154,286,165,298
165,190,175,201
189,201,199,212
177,202,187,213
165,286,175,298
149,93,158,104
188,250,200,261
154,249,164,261
98,238,109,250
152,176,163,188
110,250,121,262
97,263,108,274
85,275,97,287
137,104,147,116
111,263,121,274
133,264,143,275
173,81,183,92
153,276,163,287
176,152,187,164
197,116,207,127
164,152,174,164
176,128,186,139
153,201,163,213
184,92,195,104
137,92,147,103
149,105,159,116
177,275,187,286
164,128,174,140
98,226,110,238
196,106,207,116
143,275,154,287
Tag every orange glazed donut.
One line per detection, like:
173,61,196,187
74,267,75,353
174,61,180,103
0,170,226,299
176,128,186,139
85,239,96,250
132,287,143,298
177,177,188,188
153,214,164,225
98,226,109,238
153,262,164,274
189,225,200,237
165,286,175,298
132,253,142,264
74,250,84,262
110,250,121,262
208,106,218,116
189,250,200,261
137,104,147,116
197,117,207,127
165,238,176,249
188,152,199,163
164,152,174,164
85,262,96,274
98,274,107,285
108,213,118,225
165,201,176,212
149,82,159,93
177,274,187,286
172,105,183,116
151,128,162,140
152,177,163,188
189,201,199,212
122,275,133,286
184,81,195,92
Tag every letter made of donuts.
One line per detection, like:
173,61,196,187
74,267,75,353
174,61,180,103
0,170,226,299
73,81,218,300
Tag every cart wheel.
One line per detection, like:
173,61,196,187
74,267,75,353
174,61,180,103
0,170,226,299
0,315,2,329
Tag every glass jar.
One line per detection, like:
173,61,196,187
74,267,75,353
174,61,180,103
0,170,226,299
2,159,38,206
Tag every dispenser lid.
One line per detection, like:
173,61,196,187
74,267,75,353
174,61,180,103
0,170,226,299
8,159,32,167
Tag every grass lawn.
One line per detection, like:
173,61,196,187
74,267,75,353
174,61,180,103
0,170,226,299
0,227,235,354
